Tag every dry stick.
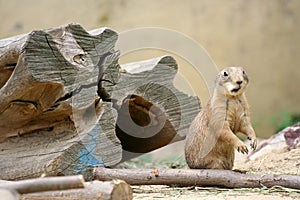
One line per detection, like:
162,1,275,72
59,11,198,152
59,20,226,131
93,168,300,190
0,175,84,194
22,180,133,200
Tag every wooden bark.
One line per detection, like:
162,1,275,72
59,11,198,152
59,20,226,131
93,168,300,190
21,180,132,200
0,175,84,194
0,24,200,180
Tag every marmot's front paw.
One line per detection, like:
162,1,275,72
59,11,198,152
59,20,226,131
248,136,257,150
236,141,248,154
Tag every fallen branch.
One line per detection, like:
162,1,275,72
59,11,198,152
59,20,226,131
93,168,300,190
0,175,84,194
21,180,133,200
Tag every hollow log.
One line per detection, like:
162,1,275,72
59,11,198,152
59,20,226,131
93,168,300,190
0,24,200,180
113,56,200,161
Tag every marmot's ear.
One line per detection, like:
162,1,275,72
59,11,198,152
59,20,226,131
243,71,249,83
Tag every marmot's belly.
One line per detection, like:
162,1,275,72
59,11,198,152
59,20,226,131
227,103,246,132
186,140,235,170
202,141,235,169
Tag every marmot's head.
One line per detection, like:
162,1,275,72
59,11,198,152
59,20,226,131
216,67,249,97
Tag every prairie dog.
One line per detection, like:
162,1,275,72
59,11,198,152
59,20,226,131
185,67,257,170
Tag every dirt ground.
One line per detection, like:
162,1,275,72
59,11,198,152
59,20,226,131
118,143,300,200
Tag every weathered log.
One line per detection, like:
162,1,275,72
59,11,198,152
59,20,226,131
0,24,200,180
0,24,118,138
21,180,132,200
0,175,84,194
0,24,122,180
93,168,300,190
113,56,200,161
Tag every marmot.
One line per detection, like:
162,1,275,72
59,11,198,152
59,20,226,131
185,67,257,170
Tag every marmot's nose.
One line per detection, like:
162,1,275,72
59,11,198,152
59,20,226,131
236,81,243,85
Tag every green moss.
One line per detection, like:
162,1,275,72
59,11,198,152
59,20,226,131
269,112,300,133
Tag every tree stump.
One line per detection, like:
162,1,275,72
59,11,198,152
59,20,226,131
0,24,200,180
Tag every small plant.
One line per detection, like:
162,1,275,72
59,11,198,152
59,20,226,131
269,112,300,133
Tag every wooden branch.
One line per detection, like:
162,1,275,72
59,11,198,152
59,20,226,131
0,175,84,194
93,168,300,190
0,189,19,200
21,180,132,200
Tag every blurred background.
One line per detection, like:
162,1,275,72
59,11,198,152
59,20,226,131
0,0,299,138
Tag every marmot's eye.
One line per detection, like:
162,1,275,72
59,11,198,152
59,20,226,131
223,71,228,77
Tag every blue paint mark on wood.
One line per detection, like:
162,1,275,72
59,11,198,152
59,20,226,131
74,124,104,175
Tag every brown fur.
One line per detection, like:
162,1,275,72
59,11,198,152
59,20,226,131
185,67,257,170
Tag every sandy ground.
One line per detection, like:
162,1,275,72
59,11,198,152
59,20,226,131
118,142,300,200
132,185,299,200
